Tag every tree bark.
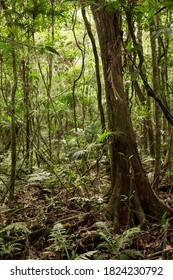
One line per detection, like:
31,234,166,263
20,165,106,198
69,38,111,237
21,60,30,169
150,19,162,189
9,47,17,207
0,0,18,206
91,6,172,227
81,7,106,132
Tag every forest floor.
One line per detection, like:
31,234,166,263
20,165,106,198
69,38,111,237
0,166,173,260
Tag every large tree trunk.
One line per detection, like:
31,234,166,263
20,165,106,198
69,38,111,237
91,6,172,228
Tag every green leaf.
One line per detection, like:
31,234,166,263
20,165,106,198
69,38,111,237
97,131,114,143
7,116,12,122
147,7,156,22
45,46,60,56
66,41,73,46
126,40,133,51
161,212,167,226
97,130,123,143
133,5,147,15
164,0,173,9
75,251,98,260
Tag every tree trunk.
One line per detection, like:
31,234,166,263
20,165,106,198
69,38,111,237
150,19,161,190
8,47,17,207
0,0,18,206
91,6,172,228
21,60,30,169
81,7,106,132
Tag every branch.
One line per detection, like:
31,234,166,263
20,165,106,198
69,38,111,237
125,10,173,126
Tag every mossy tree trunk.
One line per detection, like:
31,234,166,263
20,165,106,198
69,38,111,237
91,6,172,228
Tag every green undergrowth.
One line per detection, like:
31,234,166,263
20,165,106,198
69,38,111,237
0,165,173,260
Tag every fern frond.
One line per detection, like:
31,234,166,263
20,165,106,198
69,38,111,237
72,149,88,159
45,222,70,259
0,222,30,237
118,249,144,260
74,250,97,260
115,227,142,251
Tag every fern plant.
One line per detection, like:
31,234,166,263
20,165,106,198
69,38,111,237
44,222,70,259
93,221,144,260
0,222,29,259
0,237,21,259
0,222,30,238
72,250,98,260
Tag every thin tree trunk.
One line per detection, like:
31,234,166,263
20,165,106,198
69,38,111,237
21,60,30,169
72,9,86,133
9,47,18,206
146,96,155,158
81,7,106,132
125,9,173,127
150,19,161,189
